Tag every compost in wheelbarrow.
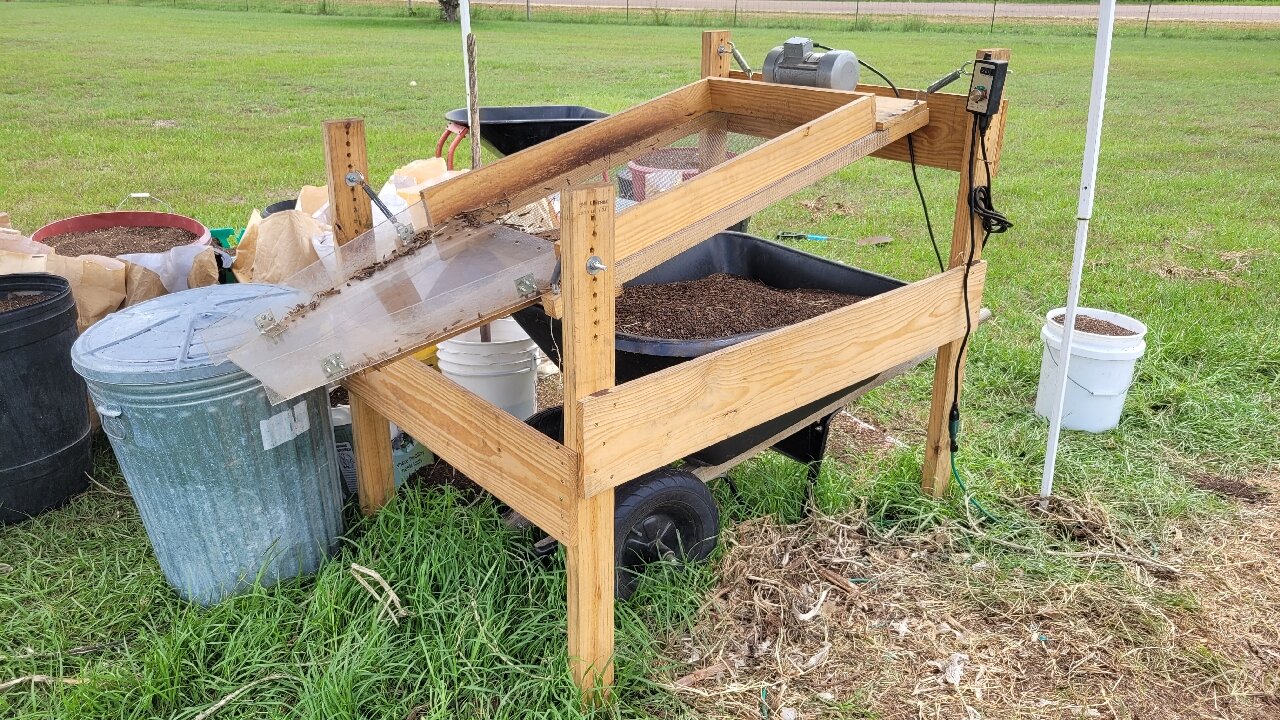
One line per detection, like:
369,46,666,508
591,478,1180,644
513,231,906,473
444,105,608,157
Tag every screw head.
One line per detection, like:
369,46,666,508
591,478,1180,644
586,256,607,275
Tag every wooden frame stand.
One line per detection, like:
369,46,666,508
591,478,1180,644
325,32,1010,700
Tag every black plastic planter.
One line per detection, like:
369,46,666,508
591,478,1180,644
0,273,92,524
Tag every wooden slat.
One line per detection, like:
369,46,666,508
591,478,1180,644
726,69,974,172
560,184,618,698
725,94,924,139
724,71,975,172
858,85,971,172
687,352,933,483
344,361,578,542
922,47,1010,496
613,95,877,276
421,80,711,223
708,77,860,127
577,264,987,496
323,118,374,245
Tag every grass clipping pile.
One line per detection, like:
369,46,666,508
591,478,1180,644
664,477,1280,719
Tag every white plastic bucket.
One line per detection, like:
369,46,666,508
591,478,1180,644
438,318,538,420
1034,307,1147,433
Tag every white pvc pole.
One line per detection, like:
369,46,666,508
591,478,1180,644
1039,0,1116,509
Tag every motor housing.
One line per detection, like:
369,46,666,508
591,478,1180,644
762,37,859,91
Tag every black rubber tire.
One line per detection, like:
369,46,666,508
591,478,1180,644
524,405,564,442
613,468,719,600
523,406,720,599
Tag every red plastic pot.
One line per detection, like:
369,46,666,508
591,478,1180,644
31,211,211,252
628,147,737,202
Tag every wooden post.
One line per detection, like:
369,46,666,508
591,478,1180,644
699,31,733,172
561,183,618,699
922,48,1010,497
324,118,395,514
323,118,374,246
700,30,732,79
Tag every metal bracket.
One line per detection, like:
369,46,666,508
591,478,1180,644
254,310,282,338
515,274,539,298
321,353,348,379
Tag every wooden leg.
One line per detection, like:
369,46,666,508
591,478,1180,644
566,491,615,696
559,183,618,700
922,47,1011,497
350,390,395,515
922,342,963,496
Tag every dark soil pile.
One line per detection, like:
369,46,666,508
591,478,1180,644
616,273,864,340
44,225,197,256
0,294,44,313
329,386,349,407
405,460,481,496
1053,312,1137,337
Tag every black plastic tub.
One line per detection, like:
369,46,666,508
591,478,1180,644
513,232,904,469
444,105,608,157
0,273,92,524
260,198,297,218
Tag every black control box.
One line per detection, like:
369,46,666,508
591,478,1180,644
965,57,1008,119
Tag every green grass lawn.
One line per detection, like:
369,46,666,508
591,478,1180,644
1,5,1278,718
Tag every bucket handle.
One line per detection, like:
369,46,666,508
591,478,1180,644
115,192,176,213
1044,347,1124,398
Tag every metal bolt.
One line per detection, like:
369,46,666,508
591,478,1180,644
586,256,607,275
344,171,362,187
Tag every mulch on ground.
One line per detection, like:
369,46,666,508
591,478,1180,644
1053,312,1137,337
0,294,44,313
616,273,863,341
43,225,196,256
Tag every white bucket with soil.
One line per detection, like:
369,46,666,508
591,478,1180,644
437,318,538,420
1034,307,1147,433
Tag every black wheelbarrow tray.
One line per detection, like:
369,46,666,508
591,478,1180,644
514,231,936,483
443,105,608,158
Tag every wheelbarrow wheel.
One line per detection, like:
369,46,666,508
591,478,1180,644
614,469,719,600
524,405,564,443
524,406,719,599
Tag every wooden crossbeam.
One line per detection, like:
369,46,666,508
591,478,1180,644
345,361,578,542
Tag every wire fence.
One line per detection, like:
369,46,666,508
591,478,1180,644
35,0,1280,37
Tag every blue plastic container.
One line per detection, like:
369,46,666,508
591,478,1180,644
72,284,343,605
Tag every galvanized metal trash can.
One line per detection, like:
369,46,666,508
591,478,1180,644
71,284,343,605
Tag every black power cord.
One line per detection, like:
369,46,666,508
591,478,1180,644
949,116,1011,453
856,57,946,274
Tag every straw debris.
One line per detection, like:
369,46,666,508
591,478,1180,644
664,475,1280,719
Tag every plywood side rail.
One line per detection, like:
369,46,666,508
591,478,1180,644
422,80,711,223
345,361,578,543
577,263,987,496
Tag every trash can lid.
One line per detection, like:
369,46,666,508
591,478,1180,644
72,284,296,385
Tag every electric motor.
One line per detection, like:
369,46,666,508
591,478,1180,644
762,37,859,91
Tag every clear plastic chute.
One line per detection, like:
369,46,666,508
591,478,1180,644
203,200,557,404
